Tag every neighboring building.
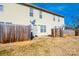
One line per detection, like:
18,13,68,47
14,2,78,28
0,3,64,37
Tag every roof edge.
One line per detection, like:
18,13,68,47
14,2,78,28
17,3,64,17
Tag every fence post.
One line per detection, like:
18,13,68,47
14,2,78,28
60,28,63,37
75,28,79,36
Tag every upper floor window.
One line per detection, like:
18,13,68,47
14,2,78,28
58,17,60,22
0,5,3,12
30,7,33,17
0,22,12,24
40,25,46,33
39,11,42,19
0,22,4,24
53,16,55,21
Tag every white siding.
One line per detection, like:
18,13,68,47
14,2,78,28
30,7,64,36
0,3,64,36
0,3,30,25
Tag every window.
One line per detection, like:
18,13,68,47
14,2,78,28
53,16,55,21
0,5,3,11
40,25,46,32
0,22,12,24
6,22,12,24
39,11,42,19
30,7,33,17
0,22,4,24
58,17,60,22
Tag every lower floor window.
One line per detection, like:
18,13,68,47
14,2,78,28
40,25,46,32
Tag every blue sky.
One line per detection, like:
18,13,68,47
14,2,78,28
33,3,79,27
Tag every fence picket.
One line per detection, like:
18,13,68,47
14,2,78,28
0,23,31,43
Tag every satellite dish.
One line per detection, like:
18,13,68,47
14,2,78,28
30,20,36,25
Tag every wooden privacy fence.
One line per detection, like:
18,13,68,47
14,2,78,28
51,28,63,37
0,23,31,43
75,29,79,36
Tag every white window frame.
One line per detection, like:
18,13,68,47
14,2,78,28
40,25,46,33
